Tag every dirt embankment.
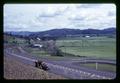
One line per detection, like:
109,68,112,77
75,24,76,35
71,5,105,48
4,56,66,80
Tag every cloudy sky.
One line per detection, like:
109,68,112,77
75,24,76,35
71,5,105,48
4,4,116,32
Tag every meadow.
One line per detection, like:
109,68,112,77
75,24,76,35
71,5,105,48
4,35,116,60
4,35,116,73
56,36,116,59
79,63,116,72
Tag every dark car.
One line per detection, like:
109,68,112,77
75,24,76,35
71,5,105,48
41,62,49,70
35,60,49,71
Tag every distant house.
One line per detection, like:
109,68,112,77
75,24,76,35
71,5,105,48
29,37,43,48
37,37,41,40
33,44,43,48
85,35,90,38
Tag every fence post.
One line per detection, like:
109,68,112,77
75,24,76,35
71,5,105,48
96,62,98,70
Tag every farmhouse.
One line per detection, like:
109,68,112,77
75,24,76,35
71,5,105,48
85,35,90,38
33,44,43,48
29,36,63,56
37,37,41,40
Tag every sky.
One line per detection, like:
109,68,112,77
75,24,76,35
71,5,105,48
4,4,116,32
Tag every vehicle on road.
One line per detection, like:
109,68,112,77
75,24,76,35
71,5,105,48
35,60,49,71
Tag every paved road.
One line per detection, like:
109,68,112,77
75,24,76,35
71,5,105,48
4,46,116,79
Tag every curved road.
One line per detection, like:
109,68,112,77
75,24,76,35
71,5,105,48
4,46,116,79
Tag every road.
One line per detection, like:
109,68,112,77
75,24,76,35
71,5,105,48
4,46,116,79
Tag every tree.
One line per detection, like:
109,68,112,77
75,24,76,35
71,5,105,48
43,40,63,56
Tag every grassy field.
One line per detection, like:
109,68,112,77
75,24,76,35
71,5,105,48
4,34,29,47
4,35,116,78
23,47,50,56
22,36,116,60
23,47,70,60
56,37,116,59
4,34,116,59
80,63,116,72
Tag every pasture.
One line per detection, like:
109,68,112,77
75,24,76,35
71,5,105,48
4,35,116,73
56,36,116,59
4,34,116,60
79,63,116,72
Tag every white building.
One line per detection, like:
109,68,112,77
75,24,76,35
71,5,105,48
33,44,43,48
37,37,41,40
85,35,90,38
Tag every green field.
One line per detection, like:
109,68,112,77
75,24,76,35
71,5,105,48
23,47,70,60
4,35,29,46
4,35,116,74
23,47,50,56
56,37,116,59
4,35,116,60
80,63,116,72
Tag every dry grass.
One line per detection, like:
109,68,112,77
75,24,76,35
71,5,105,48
4,56,66,80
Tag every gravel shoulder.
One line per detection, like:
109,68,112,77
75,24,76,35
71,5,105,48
4,55,66,80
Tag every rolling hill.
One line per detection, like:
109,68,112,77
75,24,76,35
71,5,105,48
4,27,116,38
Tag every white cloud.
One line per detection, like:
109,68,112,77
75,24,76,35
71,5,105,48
4,4,116,32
